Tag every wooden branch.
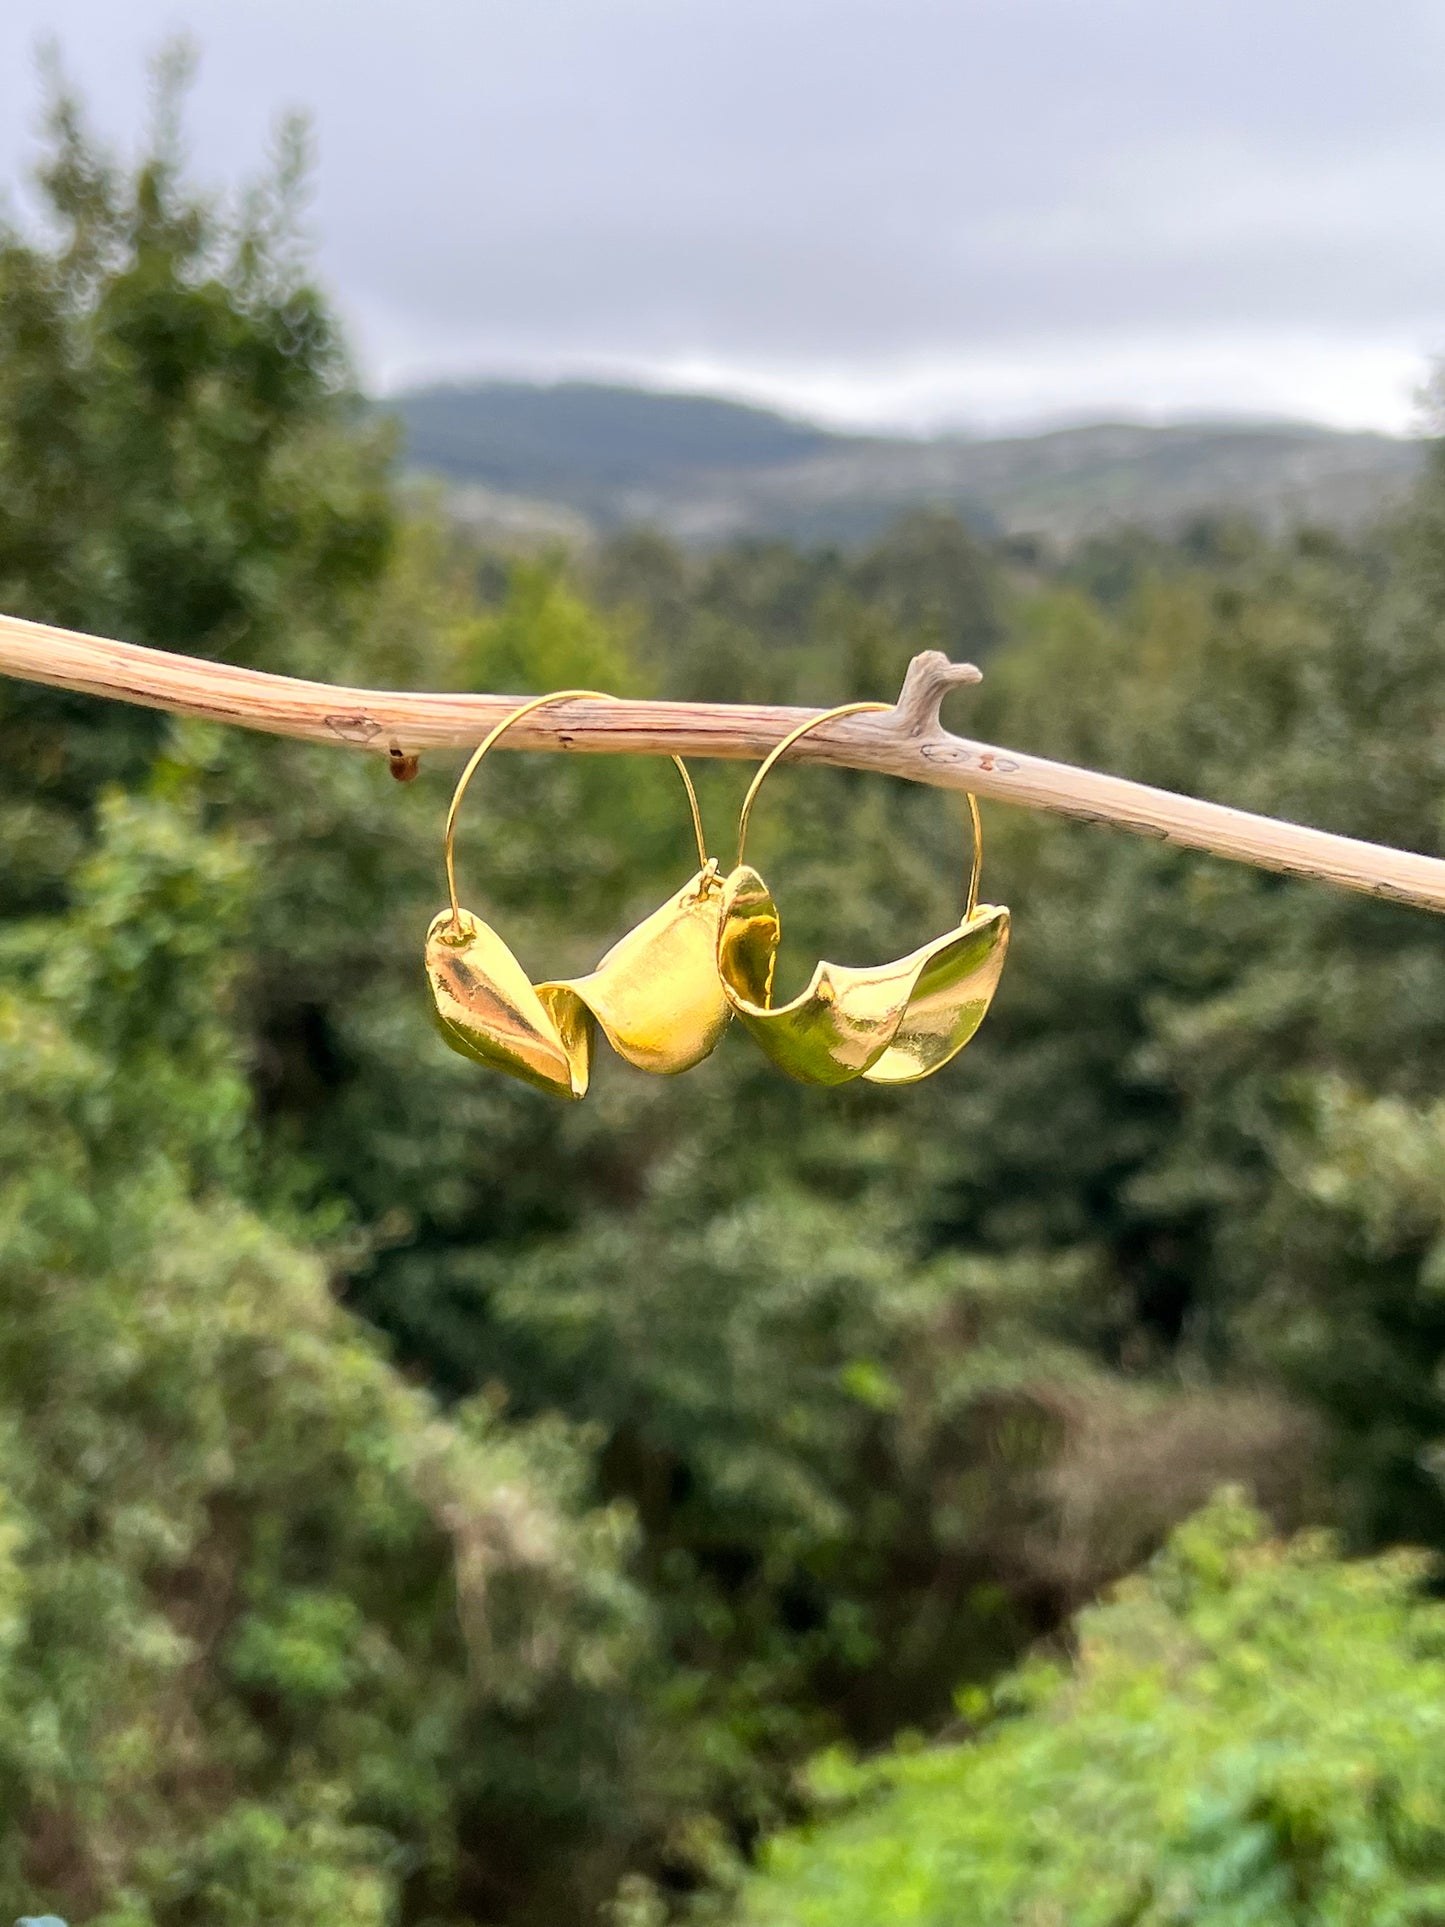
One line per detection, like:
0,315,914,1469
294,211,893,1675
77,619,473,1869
3,608,1445,915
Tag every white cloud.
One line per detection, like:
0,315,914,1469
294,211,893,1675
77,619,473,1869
364,324,1431,438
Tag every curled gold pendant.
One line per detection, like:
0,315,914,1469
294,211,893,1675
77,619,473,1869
425,691,729,1099
714,703,1010,1086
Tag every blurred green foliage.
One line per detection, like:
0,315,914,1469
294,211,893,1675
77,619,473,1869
0,777,649,1924
738,1492,1445,1926
2,56,1445,1926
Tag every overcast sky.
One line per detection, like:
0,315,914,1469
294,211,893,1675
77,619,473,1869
0,0,1441,433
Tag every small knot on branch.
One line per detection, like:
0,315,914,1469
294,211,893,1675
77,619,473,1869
891,652,983,739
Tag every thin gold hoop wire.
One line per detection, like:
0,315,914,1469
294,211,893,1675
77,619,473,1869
964,791,982,921
735,700,984,920
444,689,709,935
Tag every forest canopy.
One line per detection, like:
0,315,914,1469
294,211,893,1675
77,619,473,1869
2,65,1445,1927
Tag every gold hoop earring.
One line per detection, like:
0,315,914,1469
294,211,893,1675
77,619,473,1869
426,690,729,1098
715,702,1010,1086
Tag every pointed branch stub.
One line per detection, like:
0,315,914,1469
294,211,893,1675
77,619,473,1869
890,652,984,739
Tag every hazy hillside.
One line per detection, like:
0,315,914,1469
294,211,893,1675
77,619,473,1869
394,380,840,493
387,380,1423,548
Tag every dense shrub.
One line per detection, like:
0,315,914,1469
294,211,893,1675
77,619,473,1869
737,1493,1445,1926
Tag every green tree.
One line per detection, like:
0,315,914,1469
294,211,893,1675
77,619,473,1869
0,49,391,913
0,770,651,1926
935,485,1445,1540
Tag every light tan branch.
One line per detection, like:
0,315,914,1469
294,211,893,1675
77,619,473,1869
3,609,1445,914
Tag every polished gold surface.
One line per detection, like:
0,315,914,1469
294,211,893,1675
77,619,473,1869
426,690,730,1097
427,906,594,1097
716,702,1011,1086
558,861,729,1075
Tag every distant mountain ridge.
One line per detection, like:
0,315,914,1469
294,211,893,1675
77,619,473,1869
392,380,840,494
387,380,1423,548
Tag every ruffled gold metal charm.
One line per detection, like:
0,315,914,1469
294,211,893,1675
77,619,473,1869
715,703,1009,1086
426,690,729,1098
